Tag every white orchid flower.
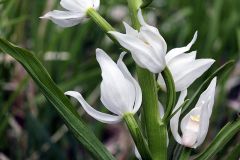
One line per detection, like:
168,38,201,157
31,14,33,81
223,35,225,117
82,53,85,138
158,32,215,91
40,0,100,27
109,10,167,73
65,49,142,124
170,77,217,148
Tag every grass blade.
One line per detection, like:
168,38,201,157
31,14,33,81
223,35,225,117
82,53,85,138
0,38,116,160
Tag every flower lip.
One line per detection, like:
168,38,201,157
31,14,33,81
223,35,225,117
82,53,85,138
170,77,217,148
190,115,200,122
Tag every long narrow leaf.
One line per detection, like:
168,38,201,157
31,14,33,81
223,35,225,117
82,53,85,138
0,38,115,160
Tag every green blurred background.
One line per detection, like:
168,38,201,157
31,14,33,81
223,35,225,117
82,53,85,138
0,0,239,159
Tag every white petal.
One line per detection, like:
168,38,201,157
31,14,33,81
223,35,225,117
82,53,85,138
157,74,166,91
60,0,84,11
140,27,166,66
92,0,100,10
109,31,150,54
137,10,167,54
167,51,196,64
40,10,85,27
193,77,217,147
117,52,142,114
170,90,187,144
137,10,162,38
134,146,142,160
157,52,197,92
180,107,201,148
109,31,164,73
192,77,216,116
137,9,147,26
140,26,167,54
171,58,215,91
96,49,136,115
123,22,138,37
166,31,198,62
158,101,165,119
60,0,92,11
205,77,217,115
180,107,201,134
193,101,210,148
65,91,121,124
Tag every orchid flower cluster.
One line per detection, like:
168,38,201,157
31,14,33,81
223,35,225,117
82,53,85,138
41,0,218,159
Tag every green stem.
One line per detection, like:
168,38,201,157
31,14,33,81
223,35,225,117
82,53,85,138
123,113,152,160
87,8,114,32
126,0,167,159
137,68,165,160
162,67,176,120
87,8,117,42
179,147,191,160
158,123,168,160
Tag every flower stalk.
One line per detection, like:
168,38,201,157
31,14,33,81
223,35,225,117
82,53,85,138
123,113,152,160
136,68,165,160
126,0,168,159
87,8,114,32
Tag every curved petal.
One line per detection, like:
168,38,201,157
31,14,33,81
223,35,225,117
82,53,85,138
158,101,165,119
167,51,196,64
123,22,138,37
157,73,166,91
192,77,217,148
180,107,201,148
171,58,215,91
60,0,92,11
109,31,164,73
60,0,84,11
170,90,187,144
117,52,142,114
108,31,151,56
140,27,166,67
40,10,85,27
96,49,136,115
193,101,210,148
194,77,217,116
65,91,121,124
166,31,198,62
138,10,167,54
137,10,166,47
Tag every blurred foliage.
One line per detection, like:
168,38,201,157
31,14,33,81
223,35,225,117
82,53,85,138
0,0,239,159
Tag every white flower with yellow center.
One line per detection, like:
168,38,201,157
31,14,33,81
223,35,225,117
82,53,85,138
65,49,142,124
40,0,100,27
170,77,217,148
